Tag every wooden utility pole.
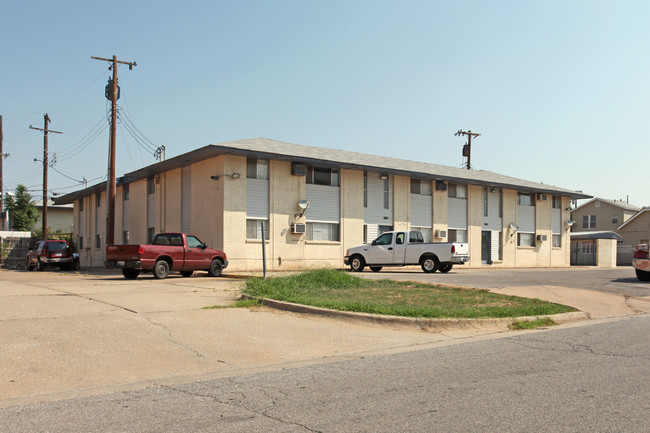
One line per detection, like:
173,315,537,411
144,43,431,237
30,114,62,238
91,55,136,245
455,129,480,169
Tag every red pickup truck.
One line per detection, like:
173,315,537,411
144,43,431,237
105,233,228,279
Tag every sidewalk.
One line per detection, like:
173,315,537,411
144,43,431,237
1,268,648,408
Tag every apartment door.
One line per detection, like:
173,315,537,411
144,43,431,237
481,231,492,265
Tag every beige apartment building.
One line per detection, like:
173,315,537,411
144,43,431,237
55,138,590,271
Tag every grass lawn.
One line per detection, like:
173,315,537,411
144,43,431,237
242,269,576,319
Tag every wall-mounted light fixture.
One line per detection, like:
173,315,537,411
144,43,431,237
565,220,575,231
380,174,388,180
210,172,241,181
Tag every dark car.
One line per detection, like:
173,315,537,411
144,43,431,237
26,240,80,271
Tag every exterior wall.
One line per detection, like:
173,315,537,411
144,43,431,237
551,197,572,266
572,200,635,232
618,211,650,265
69,154,578,270
32,207,74,233
596,238,618,268
467,185,483,267
162,168,182,233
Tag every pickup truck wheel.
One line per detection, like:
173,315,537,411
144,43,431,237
370,266,382,272
122,268,140,279
208,259,223,277
180,271,193,277
438,264,453,273
636,269,650,282
153,260,170,279
421,256,439,273
350,255,365,272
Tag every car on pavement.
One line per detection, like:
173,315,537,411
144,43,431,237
632,243,650,281
26,239,80,271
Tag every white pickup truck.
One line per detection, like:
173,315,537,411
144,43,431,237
344,230,470,273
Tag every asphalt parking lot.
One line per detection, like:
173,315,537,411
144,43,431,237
1,266,649,408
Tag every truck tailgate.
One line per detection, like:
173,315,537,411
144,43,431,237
106,245,142,261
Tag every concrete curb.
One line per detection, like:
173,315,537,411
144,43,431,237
242,296,590,332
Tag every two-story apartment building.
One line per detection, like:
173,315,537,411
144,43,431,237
55,138,590,271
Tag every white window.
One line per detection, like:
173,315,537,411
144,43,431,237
411,227,432,243
306,222,339,241
448,229,467,243
518,233,535,247
448,183,467,199
247,158,268,179
517,192,534,206
582,215,596,229
246,219,269,240
363,171,368,207
383,177,390,209
552,234,561,248
307,166,338,186
410,179,431,195
612,214,618,224
552,196,561,209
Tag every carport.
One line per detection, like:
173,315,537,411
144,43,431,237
570,231,621,267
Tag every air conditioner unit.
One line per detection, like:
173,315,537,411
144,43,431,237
292,163,307,176
435,229,447,239
436,181,447,191
536,234,547,241
537,193,548,201
291,223,306,234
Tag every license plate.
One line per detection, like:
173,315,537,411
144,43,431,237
117,261,125,266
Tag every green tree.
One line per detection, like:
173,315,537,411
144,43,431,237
4,185,39,231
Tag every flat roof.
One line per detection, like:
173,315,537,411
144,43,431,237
54,137,592,204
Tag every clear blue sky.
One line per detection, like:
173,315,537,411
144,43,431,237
2,0,649,207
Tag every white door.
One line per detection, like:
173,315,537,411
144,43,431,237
365,232,394,264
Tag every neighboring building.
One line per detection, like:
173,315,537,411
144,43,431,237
54,138,590,270
32,199,74,233
571,198,641,265
571,198,640,233
617,207,650,264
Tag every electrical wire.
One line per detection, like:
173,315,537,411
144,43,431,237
56,112,110,160
48,70,109,114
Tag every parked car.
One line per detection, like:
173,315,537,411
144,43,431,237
26,239,80,271
344,230,470,273
632,243,650,281
105,233,228,279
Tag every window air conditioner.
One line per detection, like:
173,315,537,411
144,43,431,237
435,229,447,239
292,163,307,176
536,234,547,241
436,181,447,191
537,193,548,201
291,223,306,234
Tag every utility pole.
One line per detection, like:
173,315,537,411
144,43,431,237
30,114,63,239
455,129,480,169
91,55,136,245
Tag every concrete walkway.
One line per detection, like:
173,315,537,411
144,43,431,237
1,268,648,408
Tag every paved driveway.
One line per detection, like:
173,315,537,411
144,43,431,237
1,266,649,408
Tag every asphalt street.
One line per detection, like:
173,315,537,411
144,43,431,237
357,266,650,298
1,315,648,432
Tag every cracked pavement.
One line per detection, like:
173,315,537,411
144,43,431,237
1,266,649,411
